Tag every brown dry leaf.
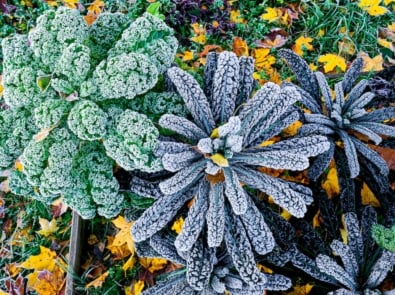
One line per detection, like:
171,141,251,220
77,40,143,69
4,274,25,295
369,145,395,169
0,179,9,193
255,29,288,49
198,45,222,57
50,198,68,218
85,271,109,289
138,257,168,273
338,38,356,56
5,263,21,277
232,37,248,56
33,127,55,142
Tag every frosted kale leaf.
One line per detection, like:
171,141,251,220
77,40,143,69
279,49,395,188
289,207,395,294
372,224,395,253
137,234,291,294
131,51,330,287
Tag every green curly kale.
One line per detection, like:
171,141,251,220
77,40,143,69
1,7,177,219
372,224,395,253
104,110,161,172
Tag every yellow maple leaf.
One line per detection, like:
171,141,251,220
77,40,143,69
358,0,388,16
286,283,314,295
253,48,275,71
190,34,207,45
321,167,340,198
125,280,145,295
111,215,135,254
86,271,109,289
107,236,131,259
122,256,135,272
292,36,313,56
181,51,194,62
359,52,384,72
63,0,79,9
361,182,381,207
257,263,273,273
318,54,347,73
230,10,244,23
171,216,184,234
26,267,65,295
37,218,59,237
139,257,168,273
20,246,57,271
377,38,393,49
282,120,303,137
261,7,282,23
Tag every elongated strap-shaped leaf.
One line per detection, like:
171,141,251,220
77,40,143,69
308,140,335,181
223,168,248,215
281,82,322,113
159,114,207,142
239,199,275,255
150,232,186,265
305,114,337,128
288,245,337,284
162,150,202,172
245,87,301,146
236,56,255,106
235,166,310,218
315,72,333,114
268,135,330,157
351,137,389,177
334,148,356,213
357,122,395,138
355,107,395,123
224,206,267,285
248,109,300,146
130,176,163,199
344,212,364,266
186,238,214,291
342,57,363,94
167,67,215,134
239,82,280,137
211,51,240,123
330,240,358,279
345,92,375,113
361,206,377,257
135,240,161,258
359,155,390,195
338,129,359,178
203,52,219,101
131,188,196,242
278,49,320,101
262,274,292,291
231,150,309,171
159,159,206,195
365,250,395,288
343,79,368,110
335,82,345,107
154,141,191,157
207,182,225,247
298,123,335,136
316,254,357,290
346,123,382,145
294,220,329,256
175,181,209,251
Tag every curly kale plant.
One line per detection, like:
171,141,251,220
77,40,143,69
130,51,330,288
1,7,178,219
289,206,395,295
278,49,395,185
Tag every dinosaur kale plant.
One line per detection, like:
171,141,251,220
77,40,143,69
130,51,330,288
289,206,395,295
133,232,292,294
278,49,395,211
0,7,179,219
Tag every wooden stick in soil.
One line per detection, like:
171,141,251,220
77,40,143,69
66,210,84,295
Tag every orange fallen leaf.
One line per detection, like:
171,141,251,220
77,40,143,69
361,182,381,207
86,271,109,289
232,37,248,56
255,28,288,49
139,257,168,273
